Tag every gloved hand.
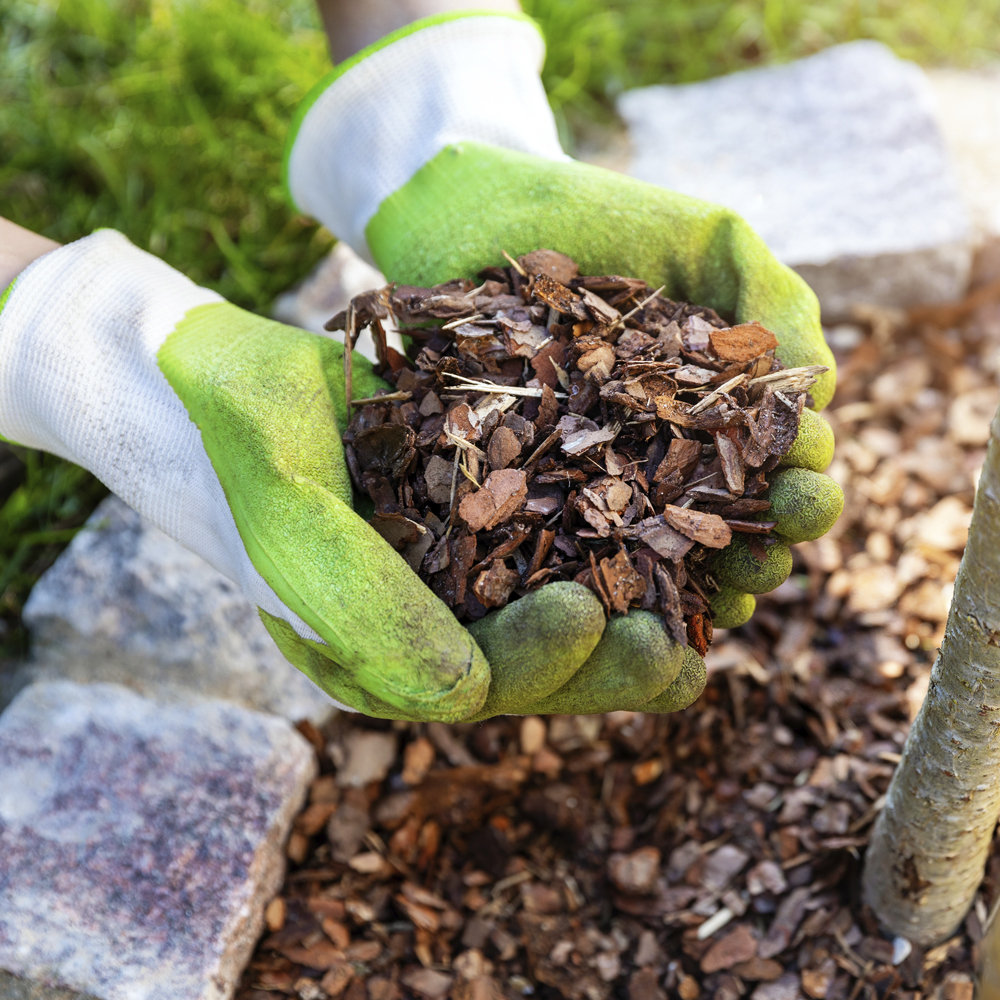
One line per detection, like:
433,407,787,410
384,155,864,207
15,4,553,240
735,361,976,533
2,231,691,719
283,11,843,714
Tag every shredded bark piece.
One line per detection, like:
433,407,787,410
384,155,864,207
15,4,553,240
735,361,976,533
458,469,529,532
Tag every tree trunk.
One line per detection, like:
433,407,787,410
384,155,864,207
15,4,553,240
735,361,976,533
980,907,1000,1000
863,405,1000,946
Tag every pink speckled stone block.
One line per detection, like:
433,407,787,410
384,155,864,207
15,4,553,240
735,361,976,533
0,682,316,1000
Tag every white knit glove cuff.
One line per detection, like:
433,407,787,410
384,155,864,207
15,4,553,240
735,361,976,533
286,13,566,261
0,231,324,647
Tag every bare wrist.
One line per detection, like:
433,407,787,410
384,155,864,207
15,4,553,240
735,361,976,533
0,219,60,292
316,0,522,63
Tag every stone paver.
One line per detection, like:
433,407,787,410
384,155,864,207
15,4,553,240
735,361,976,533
0,681,316,1000
617,41,972,318
926,67,1000,242
16,495,333,723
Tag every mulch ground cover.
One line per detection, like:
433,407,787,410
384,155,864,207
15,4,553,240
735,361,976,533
235,242,1000,1000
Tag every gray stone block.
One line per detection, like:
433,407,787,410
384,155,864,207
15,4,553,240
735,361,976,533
18,495,334,724
617,41,972,319
926,67,1000,241
0,681,316,1000
0,969,98,1000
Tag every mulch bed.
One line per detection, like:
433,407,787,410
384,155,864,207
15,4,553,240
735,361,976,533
235,242,1000,1000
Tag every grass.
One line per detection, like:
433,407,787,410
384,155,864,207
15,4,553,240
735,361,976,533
1,0,998,657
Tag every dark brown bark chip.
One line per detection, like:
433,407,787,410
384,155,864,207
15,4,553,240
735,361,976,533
654,438,703,484
758,887,811,959
531,272,589,321
530,341,569,390
327,250,823,646
367,512,425,551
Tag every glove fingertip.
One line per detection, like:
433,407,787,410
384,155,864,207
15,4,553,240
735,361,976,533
767,467,845,544
710,587,755,629
638,646,707,713
467,581,606,718
781,407,835,473
713,535,793,595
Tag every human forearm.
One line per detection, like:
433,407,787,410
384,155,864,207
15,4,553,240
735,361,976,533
0,218,59,291
315,0,521,62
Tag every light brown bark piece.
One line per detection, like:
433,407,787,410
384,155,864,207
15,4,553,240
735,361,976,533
662,505,733,548
458,469,528,532
714,432,746,494
701,924,758,973
598,550,647,615
487,426,522,471
518,248,579,285
472,561,520,608
639,519,695,561
709,322,779,362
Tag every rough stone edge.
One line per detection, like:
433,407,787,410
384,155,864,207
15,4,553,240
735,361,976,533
0,685,318,1000
0,970,100,1000
793,240,973,322
212,734,317,999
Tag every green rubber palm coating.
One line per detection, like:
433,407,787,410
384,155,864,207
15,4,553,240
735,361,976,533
530,610,684,716
159,302,490,721
466,582,606,719
713,535,793,595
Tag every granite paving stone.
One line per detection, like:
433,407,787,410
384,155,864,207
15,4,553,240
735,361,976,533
0,681,316,1000
15,495,333,723
617,41,972,319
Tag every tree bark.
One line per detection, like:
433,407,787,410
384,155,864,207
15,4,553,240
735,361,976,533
980,909,1000,1000
863,405,1000,946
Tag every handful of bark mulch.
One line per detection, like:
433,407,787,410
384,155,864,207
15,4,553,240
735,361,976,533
329,249,826,655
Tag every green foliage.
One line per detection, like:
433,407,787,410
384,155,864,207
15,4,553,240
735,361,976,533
0,448,108,657
0,0,333,657
0,0,332,308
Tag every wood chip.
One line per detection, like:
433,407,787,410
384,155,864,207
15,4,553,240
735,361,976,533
709,321,779,362
663,505,733,548
458,469,528,532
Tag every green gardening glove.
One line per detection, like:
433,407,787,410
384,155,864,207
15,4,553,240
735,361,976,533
284,12,843,715
6,230,672,722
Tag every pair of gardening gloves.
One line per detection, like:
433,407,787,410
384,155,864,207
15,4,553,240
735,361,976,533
0,12,842,722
